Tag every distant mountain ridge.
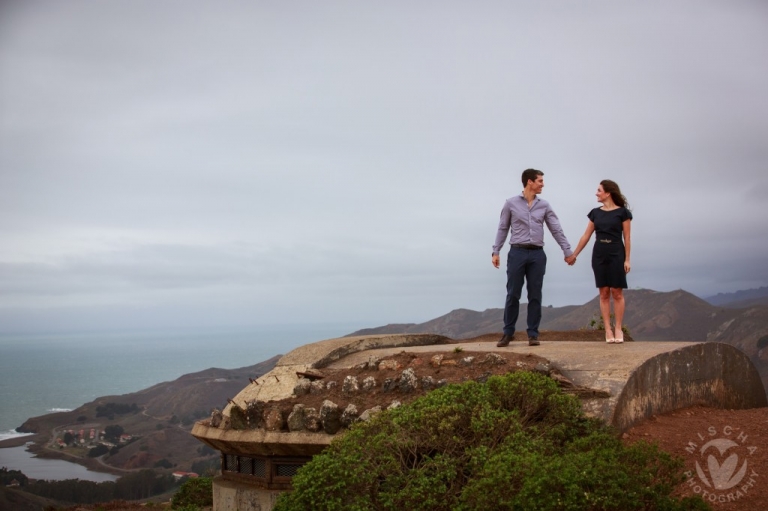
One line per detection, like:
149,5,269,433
704,286,768,307
347,288,758,342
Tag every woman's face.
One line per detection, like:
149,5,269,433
596,184,610,203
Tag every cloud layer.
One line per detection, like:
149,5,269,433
1,1,767,333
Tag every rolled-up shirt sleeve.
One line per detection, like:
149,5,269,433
544,206,573,257
492,200,511,254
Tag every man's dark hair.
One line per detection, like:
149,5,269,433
521,168,544,187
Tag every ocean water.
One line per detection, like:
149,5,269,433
0,324,357,440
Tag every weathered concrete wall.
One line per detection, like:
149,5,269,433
213,476,281,511
611,342,767,431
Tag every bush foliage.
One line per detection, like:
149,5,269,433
171,477,213,509
274,372,709,511
25,469,176,503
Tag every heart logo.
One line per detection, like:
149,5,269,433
695,438,748,490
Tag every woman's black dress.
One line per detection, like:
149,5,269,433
588,207,633,288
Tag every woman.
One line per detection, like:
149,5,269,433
570,180,632,343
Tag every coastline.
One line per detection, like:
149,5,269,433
0,433,39,449
0,431,125,478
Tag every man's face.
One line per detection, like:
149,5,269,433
529,175,544,194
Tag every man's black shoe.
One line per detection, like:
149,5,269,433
496,334,513,347
528,336,540,346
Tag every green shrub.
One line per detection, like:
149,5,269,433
274,372,709,511
171,477,213,509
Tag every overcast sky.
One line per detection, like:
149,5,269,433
1,1,767,335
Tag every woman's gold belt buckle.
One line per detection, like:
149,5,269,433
599,239,612,244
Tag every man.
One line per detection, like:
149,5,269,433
492,169,574,347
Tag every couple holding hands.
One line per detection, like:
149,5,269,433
492,168,632,347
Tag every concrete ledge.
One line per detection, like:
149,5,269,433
192,422,331,457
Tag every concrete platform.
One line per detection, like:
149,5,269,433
193,335,767,457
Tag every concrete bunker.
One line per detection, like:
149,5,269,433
192,334,767,511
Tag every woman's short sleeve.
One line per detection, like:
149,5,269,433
587,209,597,222
621,208,633,221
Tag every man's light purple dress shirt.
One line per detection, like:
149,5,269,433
492,194,573,257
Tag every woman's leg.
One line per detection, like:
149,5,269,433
611,288,625,341
599,287,613,341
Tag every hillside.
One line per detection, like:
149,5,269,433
347,304,579,339
347,289,765,342
4,356,279,476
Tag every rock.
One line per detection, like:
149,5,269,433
229,405,248,430
367,355,381,369
379,359,401,371
534,363,551,375
399,368,419,393
475,371,492,383
458,356,475,367
295,370,324,381
340,404,359,427
229,400,266,430
293,378,311,396
382,378,397,392
326,380,338,391
480,353,507,366
342,375,359,396
361,376,377,391
309,380,325,395
430,354,444,367
210,408,223,428
320,400,342,434
265,407,284,432
436,379,448,387
359,406,382,422
409,357,424,367
421,376,436,390
304,408,322,432
550,372,574,388
287,404,306,432
388,401,401,410
441,359,458,367
244,400,266,429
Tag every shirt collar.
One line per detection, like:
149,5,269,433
518,192,539,203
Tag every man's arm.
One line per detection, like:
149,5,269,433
491,201,511,268
544,205,573,257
